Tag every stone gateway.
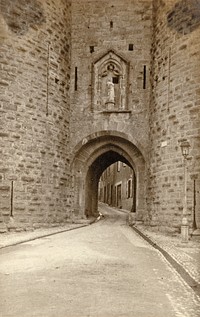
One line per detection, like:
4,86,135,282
0,0,200,234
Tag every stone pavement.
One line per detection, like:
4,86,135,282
0,211,199,298
99,203,200,297
132,223,200,297
0,218,96,249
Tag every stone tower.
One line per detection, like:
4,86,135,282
0,0,72,232
0,0,199,233
148,0,200,232
70,0,152,222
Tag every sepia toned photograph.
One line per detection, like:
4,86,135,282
0,0,200,316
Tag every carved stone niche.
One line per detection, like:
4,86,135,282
91,50,129,112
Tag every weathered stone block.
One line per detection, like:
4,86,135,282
0,0,199,233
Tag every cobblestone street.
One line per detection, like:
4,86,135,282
0,206,200,317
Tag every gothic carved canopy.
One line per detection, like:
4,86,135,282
91,50,129,111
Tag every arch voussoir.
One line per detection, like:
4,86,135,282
72,130,147,220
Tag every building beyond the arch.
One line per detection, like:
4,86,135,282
99,162,136,212
0,0,199,233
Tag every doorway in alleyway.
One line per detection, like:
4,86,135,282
72,131,147,222
116,183,122,208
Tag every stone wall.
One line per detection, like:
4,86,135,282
70,0,153,220
0,0,72,232
70,0,152,150
148,0,200,232
0,0,199,233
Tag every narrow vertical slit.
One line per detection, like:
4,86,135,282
11,181,14,217
75,67,78,91
110,21,113,29
90,46,94,53
143,65,146,89
128,44,134,51
46,43,50,116
167,47,171,112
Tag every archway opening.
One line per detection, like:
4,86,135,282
85,150,136,218
72,131,146,222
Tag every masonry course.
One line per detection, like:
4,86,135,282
0,0,72,232
148,0,200,231
0,0,200,233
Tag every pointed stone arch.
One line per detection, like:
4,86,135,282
71,131,147,222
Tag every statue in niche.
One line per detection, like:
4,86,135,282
107,78,115,103
93,51,128,111
102,63,120,108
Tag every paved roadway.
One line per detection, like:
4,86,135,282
0,206,200,317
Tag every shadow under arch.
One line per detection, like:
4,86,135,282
72,131,147,221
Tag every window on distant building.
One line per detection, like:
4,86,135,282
117,161,121,172
127,179,132,198
116,183,122,208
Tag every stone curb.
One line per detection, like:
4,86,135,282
131,225,200,298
